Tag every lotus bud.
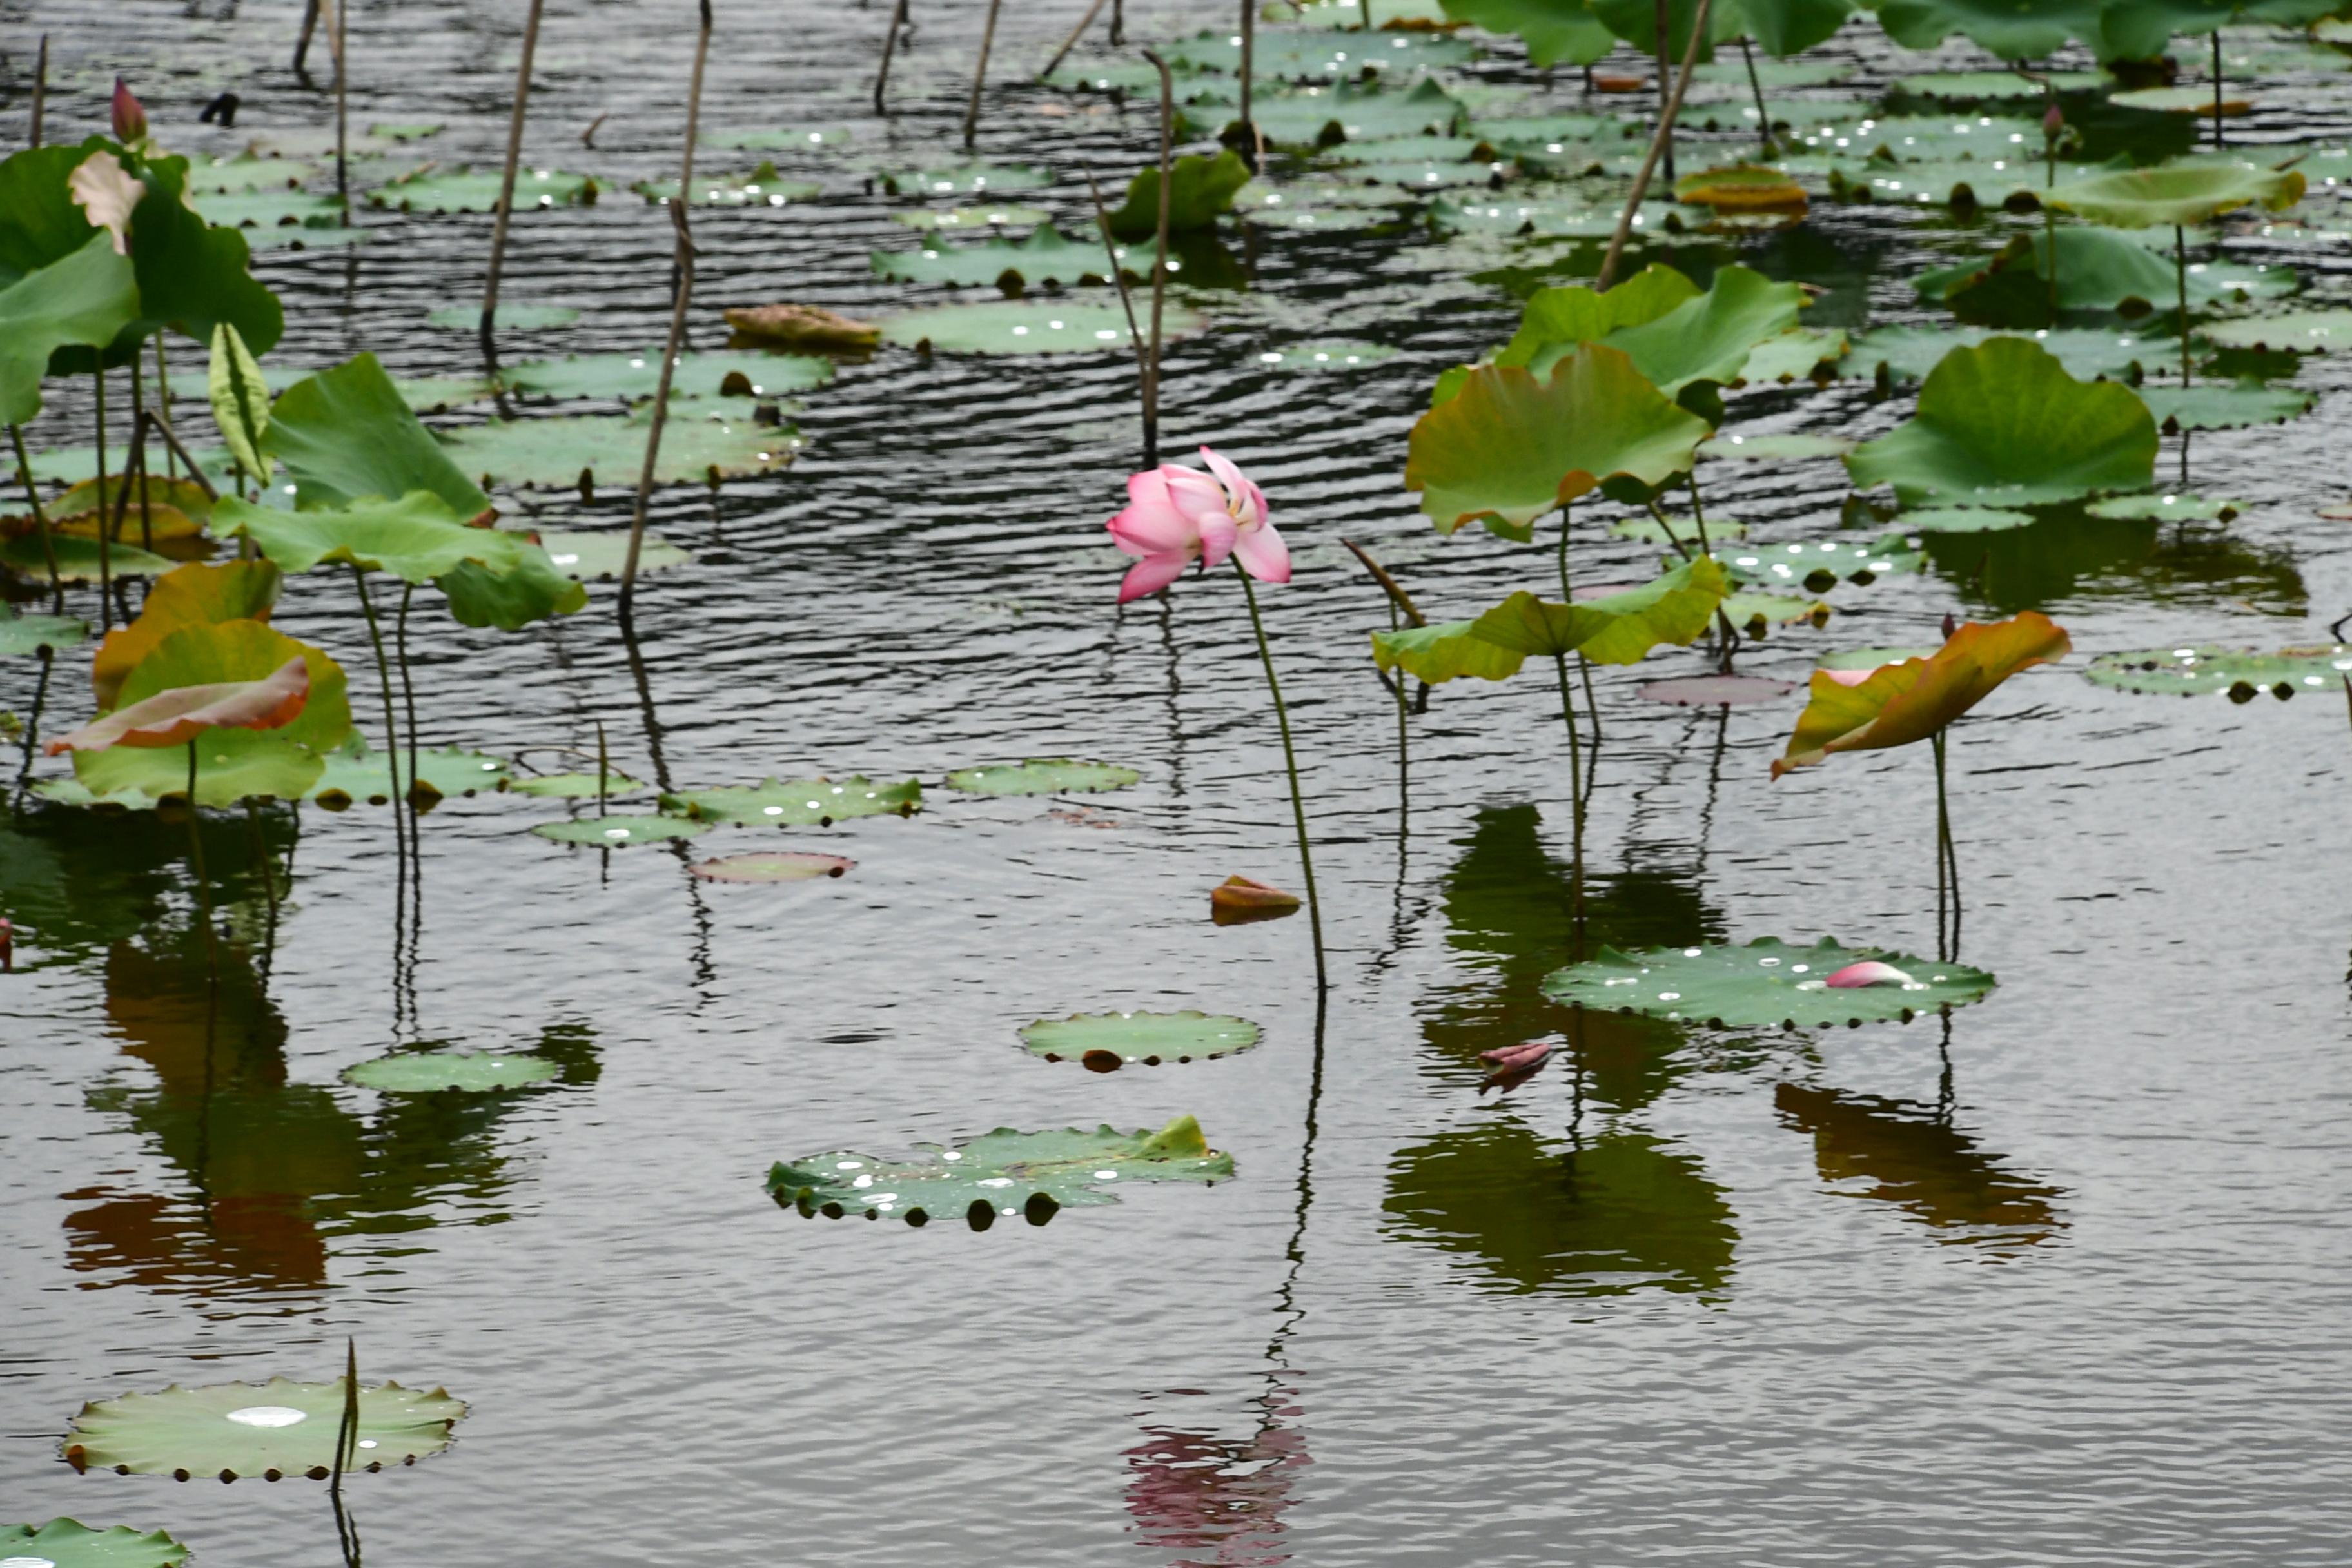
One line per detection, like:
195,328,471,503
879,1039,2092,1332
2041,103,2064,139
112,78,149,146
1824,961,1914,988
1941,611,1959,641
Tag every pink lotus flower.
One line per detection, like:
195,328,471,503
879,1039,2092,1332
1824,960,1914,988
112,78,150,146
1104,446,1288,603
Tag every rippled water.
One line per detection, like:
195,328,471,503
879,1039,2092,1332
4,2,2352,1563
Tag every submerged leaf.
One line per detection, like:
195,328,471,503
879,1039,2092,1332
688,851,854,882
1021,1011,1260,1071
1774,611,2070,776
63,1377,466,1478
660,775,922,826
943,758,1139,796
1543,936,1994,1027
766,1115,1235,1226
342,1051,560,1092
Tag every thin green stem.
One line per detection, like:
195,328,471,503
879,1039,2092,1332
350,565,405,830
8,424,62,609
2175,224,2191,388
1556,511,1600,744
1236,562,1326,992
1932,729,1959,961
1687,474,1741,672
93,368,111,632
1553,652,1587,954
1739,34,1772,157
185,742,219,983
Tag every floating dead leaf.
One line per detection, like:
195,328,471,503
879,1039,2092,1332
1211,875,1302,925
723,303,881,353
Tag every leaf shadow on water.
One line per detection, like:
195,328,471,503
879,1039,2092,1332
1773,1083,2066,1255
0,803,288,967
1914,506,2306,616
66,925,599,1299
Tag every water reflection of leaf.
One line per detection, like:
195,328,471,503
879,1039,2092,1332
1774,1083,2063,1250
1124,1396,1309,1568
1384,1122,1736,1297
1915,509,2306,615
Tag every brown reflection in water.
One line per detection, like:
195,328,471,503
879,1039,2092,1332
1774,1083,2064,1251
1124,1389,1309,1568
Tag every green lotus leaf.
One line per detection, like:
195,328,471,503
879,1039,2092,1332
1020,1010,1260,1069
1845,337,2157,505
2139,382,2314,431
876,300,1203,355
342,1050,560,1092
1543,936,1995,1028
427,302,576,331
1872,0,2104,57
1251,340,1398,371
766,1114,1235,1226
188,154,318,193
1243,78,1468,147
1426,191,1674,238
68,621,350,807
1727,0,1857,54
882,163,1051,197
2046,159,2304,230
505,349,832,404
309,741,509,806
2082,643,2351,697
385,375,493,411
1722,589,1830,629
0,1520,188,1567
1899,504,2038,533
943,759,1139,796
689,850,854,882
1598,265,1808,398
630,162,820,208
510,769,645,799
1612,511,1747,543
264,353,491,518
1779,106,2045,161
1,534,174,583
1889,70,2107,101
368,165,595,213
660,774,921,825
1847,325,2160,384
1718,534,1920,589
531,529,692,581
1590,0,1738,57
1315,133,1482,167
63,1375,466,1479
2101,0,2338,59
1106,151,1253,239
0,232,141,425
888,204,1052,232
1165,26,1476,77
1407,347,1712,540
874,224,1127,288
0,605,89,656
1370,618,1525,685
2199,309,2352,352
1916,227,2293,316
436,543,590,629
1738,326,1847,384
2084,491,2239,522
531,814,710,846
219,490,524,584
1700,432,1854,462
436,406,798,489
195,189,358,248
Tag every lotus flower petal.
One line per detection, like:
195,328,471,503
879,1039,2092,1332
1231,519,1291,585
69,150,144,256
46,656,310,754
1199,445,1268,528
1107,471,1197,558
1118,551,1191,604
1824,961,1914,989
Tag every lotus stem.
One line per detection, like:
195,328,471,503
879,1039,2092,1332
1552,652,1587,947
620,198,696,623
246,799,278,986
1342,538,1425,627
153,336,177,483
108,414,153,568
1041,0,1108,82
596,718,610,817
2175,224,2191,388
130,355,153,551
1556,512,1602,744
1739,35,1770,157
1687,473,1742,672
331,0,349,220
2211,31,2224,150
395,582,420,806
1142,48,1175,470
330,1337,361,1567
1085,173,1153,468
1235,562,1326,993
184,742,220,986
1237,0,1259,169
1652,0,1675,185
8,424,63,609
1393,602,1409,827
148,402,221,504
1932,729,1960,961
874,0,908,113
1599,0,1710,291
963,0,1003,150
1361,0,1375,29
93,368,112,633
1644,499,1694,560
30,34,45,147
14,645,51,795
294,0,320,74
350,564,406,839
1110,0,1122,45
480,0,545,392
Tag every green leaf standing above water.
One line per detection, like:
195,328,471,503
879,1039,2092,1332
767,1115,1236,1227
0,1520,188,1567
0,231,139,425
1105,151,1253,239
62,1376,467,1478
1543,937,1995,1028
1371,558,1729,684
262,353,491,517
2045,159,2304,230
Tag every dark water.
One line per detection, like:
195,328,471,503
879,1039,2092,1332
4,2,2352,1563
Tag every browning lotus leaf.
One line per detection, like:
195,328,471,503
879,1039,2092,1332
1542,937,1995,1028
62,1376,466,1479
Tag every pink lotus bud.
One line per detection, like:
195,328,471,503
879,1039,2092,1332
2042,103,2064,138
112,78,148,145
1479,1040,1554,1070
1941,611,1959,641
1825,961,1914,988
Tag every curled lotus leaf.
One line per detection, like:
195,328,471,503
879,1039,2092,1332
1020,1010,1261,1071
509,770,646,799
1845,338,2157,506
2082,644,2352,698
873,224,1128,288
436,406,798,489
531,814,710,846
2085,493,2239,523
943,759,1139,796
309,741,509,808
765,1114,1235,1227
689,851,854,883
0,231,141,426
1774,611,2070,776
1374,558,1728,684
368,165,595,213
61,1376,467,1479
2045,160,2304,230
2138,383,2315,432
0,605,90,656
1542,937,1995,1028
531,531,692,582
342,1051,560,1092
882,162,1052,197
877,300,1204,356
1469,264,1805,403
0,1520,188,1567
660,775,922,826
504,349,832,404
1406,348,1711,540
427,302,576,331
219,491,524,585
889,204,1052,231
2199,309,2352,353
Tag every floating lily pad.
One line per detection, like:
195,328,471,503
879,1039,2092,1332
943,759,1139,796
531,814,710,846
1542,937,1995,1028
505,350,832,404
1718,536,1920,590
1700,433,1855,462
2199,310,2352,352
881,163,1052,197
0,1520,188,1567
188,155,320,192
62,1377,467,1479
2139,382,2316,431
1426,192,1676,238
2084,493,2239,522
1899,505,2037,533
2083,644,2352,698
1890,69,2108,100
0,607,88,654
688,851,854,882
436,406,798,488
631,163,820,207
1612,512,1745,544
1020,1010,1260,1070
509,770,645,799
1634,674,1798,705
368,166,595,213
766,1114,1235,1226
1722,589,1830,630
196,190,360,248
660,775,922,825
888,204,1052,231
1845,326,2159,384
1166,28,1476,79
874,225,1125,288
342,1051,561,1092
877,300,1203,355
397,374,496,411
1246,78,1468,146
427,302,577,331
309,743,509,807
1249,340,1398,371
